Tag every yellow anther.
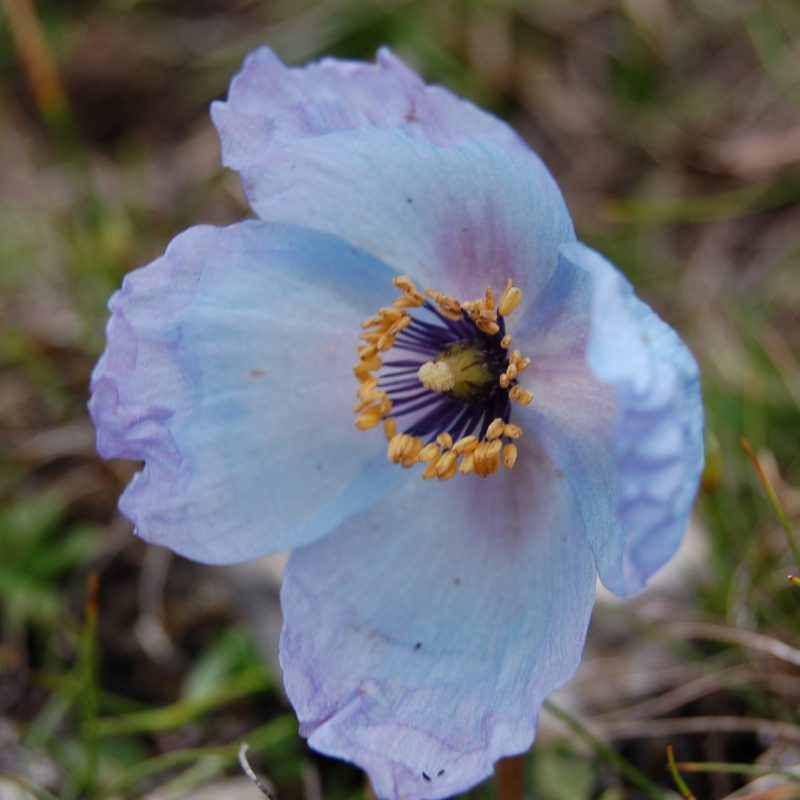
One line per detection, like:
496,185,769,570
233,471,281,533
353,362,382,383
387,433,405,461
422,459,440,480
484,286,495,310
387,315,411,336
452,435,479,454
377,332,397,352
517,356,531,372
425,288,461,318
357,376,379,398
356,360,382,378
393,275,425,306
358,343,378,360
358,354,382,371
389,433,421,463
356,410,383,430
498,281,522,317
485,439,503,458
505,363,518,380
473,306,496,323
435,451,458,480
360,331,382,343
476,319,500,336
361,314,383,329
486,418,506,440
437,307,462,321
380,306,405,321
393,275,418,294
459,452,475,474
407,436,424,457
393,294,416,308
400,435,419,459
384,417,397,441
503,443,518,470
509,349,522,366
503,423,523,439
354,363,372,382
353,391,385,413
499,374,510,389
417,361,455,393
500,334,512,349
436,432,453,450
473,442,501,477
361,307,404,329
378,396,392,416
509,385,534,406
401,437,424,467
418,442,441,462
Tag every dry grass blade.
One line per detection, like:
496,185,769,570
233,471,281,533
238,744,276,799
664,621,800,668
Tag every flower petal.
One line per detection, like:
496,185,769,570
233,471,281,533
508,256,620,588
89,220,406,564
280,447,596,800
216,126,574,320
211,47,527,173
547,242,704,596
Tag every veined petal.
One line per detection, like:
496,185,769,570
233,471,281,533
551,242,704,596
89,220,406,564
212,47,527,174
225,128,574,321
281,447,596,800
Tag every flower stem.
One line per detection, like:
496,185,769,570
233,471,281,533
495,754,525,800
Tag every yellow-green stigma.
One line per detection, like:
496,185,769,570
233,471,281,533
417,341,498,404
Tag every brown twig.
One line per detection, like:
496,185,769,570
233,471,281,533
3,0,66,116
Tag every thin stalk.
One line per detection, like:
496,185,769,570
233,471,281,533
666,744,697,800
78,572,99,799
741,437,800,564
676,760,800,784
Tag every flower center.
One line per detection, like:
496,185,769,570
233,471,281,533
417,340,500,403
353,276,532,479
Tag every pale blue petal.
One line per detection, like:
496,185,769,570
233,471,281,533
555,242,704,595
281,444,596,800
506,256,620,592
218,127,574,322
89,221,404,564
211,47,528,175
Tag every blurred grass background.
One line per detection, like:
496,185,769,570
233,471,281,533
1,0,799,798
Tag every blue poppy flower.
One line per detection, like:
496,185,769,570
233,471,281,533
89,48,704,800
